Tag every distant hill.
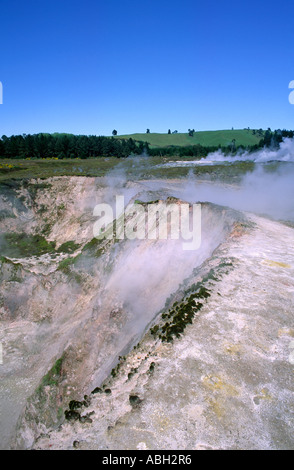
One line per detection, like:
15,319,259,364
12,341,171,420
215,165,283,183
115,129,263,148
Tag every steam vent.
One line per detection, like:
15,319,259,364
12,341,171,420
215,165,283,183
0,169,294,450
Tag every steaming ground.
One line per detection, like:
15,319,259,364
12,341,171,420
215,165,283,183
140,163,294,224
154,137,294,223
0,142,294,449
159,136,294,165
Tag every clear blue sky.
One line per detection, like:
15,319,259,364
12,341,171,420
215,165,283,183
0,0,293,136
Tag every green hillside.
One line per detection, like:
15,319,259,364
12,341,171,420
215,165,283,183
116,129,263,148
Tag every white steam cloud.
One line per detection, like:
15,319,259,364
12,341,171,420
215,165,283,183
203,137,294,164
152,138,294,222
176,165,294,223
159,137,294,167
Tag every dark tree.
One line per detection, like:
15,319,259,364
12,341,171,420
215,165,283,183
263,130,272,147
112,130,118,136
0,139,5,156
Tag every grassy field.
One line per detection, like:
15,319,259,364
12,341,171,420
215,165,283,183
0,155,203,181
116,129,262,148
0,158,119,182
0,156,258,185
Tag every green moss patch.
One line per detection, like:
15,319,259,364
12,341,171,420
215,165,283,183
151,259,235,343
1,232,56,257
57,240,80,254
39,357,64,389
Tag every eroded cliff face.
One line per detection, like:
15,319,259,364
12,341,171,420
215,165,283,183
0,176,247,449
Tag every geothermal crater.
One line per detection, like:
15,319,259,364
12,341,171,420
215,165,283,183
0,170,293,450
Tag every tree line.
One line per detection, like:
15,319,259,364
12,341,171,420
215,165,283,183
0,129,293,160
0,133,149,159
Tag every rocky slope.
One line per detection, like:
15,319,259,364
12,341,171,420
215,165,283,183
32,213,294,450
